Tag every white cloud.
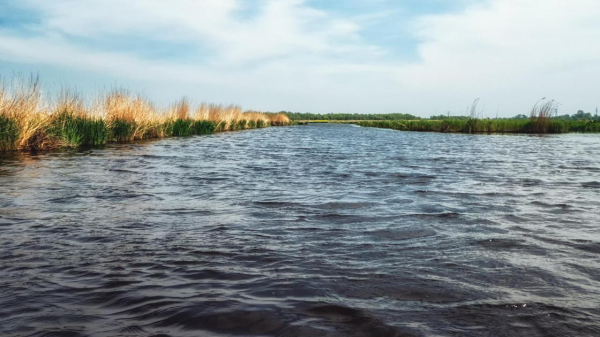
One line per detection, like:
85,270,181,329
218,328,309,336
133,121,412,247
1,0,599,115
16,0,366,66
395,0,600,115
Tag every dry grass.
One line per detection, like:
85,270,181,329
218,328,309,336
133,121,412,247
103,90,160,141
0,76,290,152
0,75,54,150
172,97,190,120
214,104,243,130
270,113,291,126
195,102,210,120
55,89,86,117
245,110,272,125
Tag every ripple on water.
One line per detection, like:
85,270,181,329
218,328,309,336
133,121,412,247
1,125,599,336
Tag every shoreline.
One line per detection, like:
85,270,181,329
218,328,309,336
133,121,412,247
0,77,290,153
292,119,600,134
0,117,292,153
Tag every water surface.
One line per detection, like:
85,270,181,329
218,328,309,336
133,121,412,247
1,124,599,336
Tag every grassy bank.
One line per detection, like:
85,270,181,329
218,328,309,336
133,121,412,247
288,99,600,134
0,77,290,152
352,118,600,134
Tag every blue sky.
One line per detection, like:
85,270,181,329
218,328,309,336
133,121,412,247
1,0,599,116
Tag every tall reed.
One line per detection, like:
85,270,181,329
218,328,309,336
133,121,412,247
0,75,52,151
0,76,291,152
529,99,557,133
49,90,107,147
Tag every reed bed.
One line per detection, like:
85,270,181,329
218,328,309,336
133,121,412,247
353,118,600,134
0,77,290,152
354,99,600,134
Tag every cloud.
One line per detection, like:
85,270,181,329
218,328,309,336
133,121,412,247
0,0,599,115
394,0,600,115
0,0,396,111
13,0,367,66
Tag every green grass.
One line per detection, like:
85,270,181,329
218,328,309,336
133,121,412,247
0,115,19,151
353,118,600,134
561,120,600,132
172,118,193,137
109,119,136,142
192,120,217,135
50,111,108,147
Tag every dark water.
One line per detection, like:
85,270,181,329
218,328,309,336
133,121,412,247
1,124,600,337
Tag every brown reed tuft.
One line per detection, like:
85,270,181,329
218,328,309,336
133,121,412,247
172,97,190,120
0,75,289,152
0,75,54,150
270,113,291,126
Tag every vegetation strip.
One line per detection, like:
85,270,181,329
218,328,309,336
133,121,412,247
0,77,290,152
288,100,600,134
352,118,600,134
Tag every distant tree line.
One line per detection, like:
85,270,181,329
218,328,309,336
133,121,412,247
429,115,470,120
283,110,600,121
512,110,599,120
283,112,421,121
554,110,600,121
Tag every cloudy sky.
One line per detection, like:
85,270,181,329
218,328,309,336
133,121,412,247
1,0,599,116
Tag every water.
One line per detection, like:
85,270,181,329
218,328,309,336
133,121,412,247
1,123,599,337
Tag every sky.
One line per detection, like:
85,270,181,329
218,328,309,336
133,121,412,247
0,0,599,117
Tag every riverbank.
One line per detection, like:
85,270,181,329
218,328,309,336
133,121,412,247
0,78,290,152
289,101,600,134
346,119,600,134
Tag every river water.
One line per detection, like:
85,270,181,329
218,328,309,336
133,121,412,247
1,123,599,336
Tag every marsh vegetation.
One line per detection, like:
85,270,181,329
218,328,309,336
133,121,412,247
353,117,600,134
291,99,600,134
0,76,290,152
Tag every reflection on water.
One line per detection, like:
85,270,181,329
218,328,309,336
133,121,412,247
1,124,599,336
